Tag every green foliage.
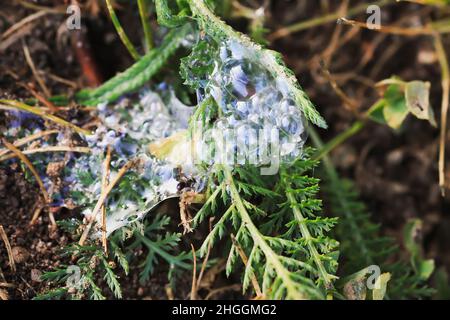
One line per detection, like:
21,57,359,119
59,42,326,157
185,0,327,128
192,152,339,300
320,159,435,299
75,23,193,106
154,0,190,27
36,214,190,299
127,214,192,283
31,0,440,301
403,219,435,281
369,77,436,129
35,244,123,300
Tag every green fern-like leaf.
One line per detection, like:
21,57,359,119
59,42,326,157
185,0,327,128
75,23,193,105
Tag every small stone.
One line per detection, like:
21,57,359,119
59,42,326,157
0,288,9,300
31,269,42,282
46,161,65,178
11,246,30,264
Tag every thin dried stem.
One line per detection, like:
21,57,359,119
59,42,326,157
0,226,16,273
190,244,197,300
1,10,50,39
0,146,90,162
2,139,50,204
79,159,139,246
30,206,43,226
101,147,112,254
20,82,58,113
0,100,91,136
205,284,241,300
435,35,450,195
338,17,435,36
0,282,15,288
269,0,391,40
0,129,58,158
22,43,51,97
230,234,263,298
196,217,213,290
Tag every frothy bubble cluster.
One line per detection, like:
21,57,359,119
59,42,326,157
71,91,199,236
197,39,308,162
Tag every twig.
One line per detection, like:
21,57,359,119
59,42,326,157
22,43,51,97
0,146,91,162
230,234,263,298
2,139,50,204
269,0,392,40
190,244,197,300
137,0,154,51
321,66,359,114
434,34,450,195
20,82,58,113
30,206,43,225
196,217,213,290
48,211,57,230
205,284,241,300
0,22,33,52
338,17,435,36
0,226,16,273
79,159,139,246
16,0,66,14
45,72,78,89
1,10,49,39
101,147,112,254
105,0,140,60
165,285,174,300
0,129,58,158
0,100,91,136
0,282,15,288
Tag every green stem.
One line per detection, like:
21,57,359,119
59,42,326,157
285,185,336,290
223,166,307,300
105,0,140,61
75,24,192,105
313,120,365,161
137,0,154,51
134,232,191,269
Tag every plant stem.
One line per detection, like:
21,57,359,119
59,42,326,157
137,0,154,51
434,35,450,195
0,146,90,162
269,0,392,40
313,120,365,161
79,159,138,245
134,232,191,269
223,166,307,300
2,139,49,204
0,99,91,136
105,0,140,61
285,185,336,290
